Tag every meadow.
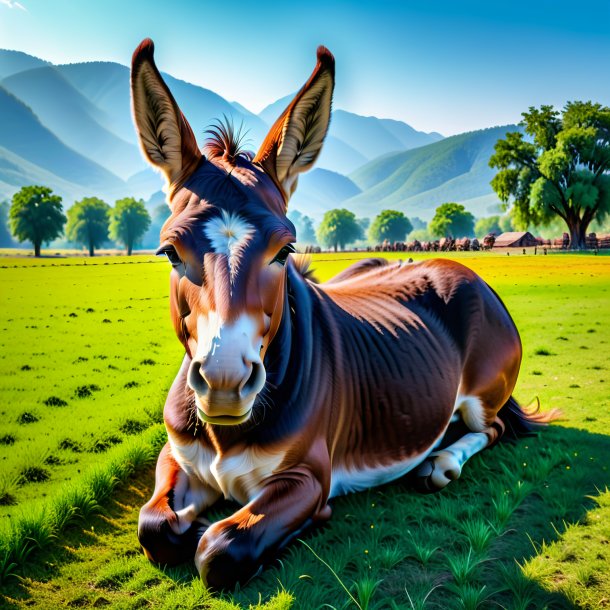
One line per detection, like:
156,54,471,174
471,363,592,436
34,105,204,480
0,251,609,609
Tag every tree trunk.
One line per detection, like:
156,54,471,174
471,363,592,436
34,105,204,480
333,244,337,253
34,241,41,257
566,215,588,250
127,243,133,256
89,243,94,257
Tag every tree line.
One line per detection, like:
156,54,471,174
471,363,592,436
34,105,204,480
6,186,151,256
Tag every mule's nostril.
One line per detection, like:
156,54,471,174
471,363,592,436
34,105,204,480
187,359,209,397
241,362,264,397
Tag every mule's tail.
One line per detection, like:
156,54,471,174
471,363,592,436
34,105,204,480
497,396,562,441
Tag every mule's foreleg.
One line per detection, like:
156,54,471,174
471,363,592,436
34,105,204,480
138,443,220,565
195,471,330,590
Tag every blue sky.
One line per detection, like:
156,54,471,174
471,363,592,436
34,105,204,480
1,0,608,135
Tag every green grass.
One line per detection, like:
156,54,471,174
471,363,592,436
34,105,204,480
0,252,609,609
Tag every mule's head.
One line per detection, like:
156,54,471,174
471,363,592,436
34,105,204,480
131,39,334,425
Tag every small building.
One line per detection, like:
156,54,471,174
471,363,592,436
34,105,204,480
493,231,538,248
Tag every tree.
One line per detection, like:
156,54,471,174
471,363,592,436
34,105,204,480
429,203,475,238
474,215,502,238
110,198,151,255
316,208,363,252
287,209,317,245
369,210,413,244
489,101,610,249
9,186,66,256
66,197,111,256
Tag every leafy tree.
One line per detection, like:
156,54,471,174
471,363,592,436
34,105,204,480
499,214,513,233
9,186,66,256
429,203,475,238
489,101,610,249
66,197,111,256
369,210,413,244
287,209,317,245
0,200,15,247
474,215,502,238
409,228,433,242
317,208,363,252
110,198,151,255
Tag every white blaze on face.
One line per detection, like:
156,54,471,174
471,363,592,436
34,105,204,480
193,312,263,386
203,210,254,283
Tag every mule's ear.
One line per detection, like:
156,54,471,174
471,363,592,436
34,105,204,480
131,39,201,193
254,46,335,204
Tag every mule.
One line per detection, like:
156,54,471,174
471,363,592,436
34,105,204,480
131,39,554,589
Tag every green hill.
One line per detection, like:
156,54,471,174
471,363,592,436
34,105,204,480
2,66,144,179
345,125,519,220
0,86,126,201
0,49,49,80
290,168,362,218
259,96,443,174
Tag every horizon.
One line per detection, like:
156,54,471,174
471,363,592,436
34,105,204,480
1,0,608,136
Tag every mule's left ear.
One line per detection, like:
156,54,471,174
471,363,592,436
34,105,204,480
254,46,335,204
131,38,202,194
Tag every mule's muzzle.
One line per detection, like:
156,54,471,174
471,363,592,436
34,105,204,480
187,357,266,425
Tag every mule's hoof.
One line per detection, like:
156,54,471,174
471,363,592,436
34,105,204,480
412,457,457,493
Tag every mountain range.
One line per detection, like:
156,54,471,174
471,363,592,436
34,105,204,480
0,48,506,221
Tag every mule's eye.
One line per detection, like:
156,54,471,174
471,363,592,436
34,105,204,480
156,244,183,267
271,244,296,266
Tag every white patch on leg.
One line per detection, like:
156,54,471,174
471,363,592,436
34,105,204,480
425,432,489,489
203,210,254,282
454,394,486,432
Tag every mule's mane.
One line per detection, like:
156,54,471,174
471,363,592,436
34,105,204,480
203,117,254,165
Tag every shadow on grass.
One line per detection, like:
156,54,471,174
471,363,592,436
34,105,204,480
2,425,608,609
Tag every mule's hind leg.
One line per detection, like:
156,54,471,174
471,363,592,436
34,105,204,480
413,396,504,493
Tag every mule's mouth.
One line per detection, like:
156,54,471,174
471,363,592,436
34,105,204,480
194,392,256,426
196,406,253,426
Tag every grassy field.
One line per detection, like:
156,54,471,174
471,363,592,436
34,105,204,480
0,251,609,609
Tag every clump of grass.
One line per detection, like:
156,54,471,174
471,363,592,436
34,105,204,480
0,434,16,445
459,519,493,554
73,356,89,363
74,384,100,398
89,435,123,453
352,576,381,610
124,380,139,389
44,454,62,466
58,437,83,452
68,312,78,317
498,562,537,610
20,364,31,371
86,307,95,313
0,473,20,506
452,583,490,609
17,411,39,424
378,543,408,569
447,547,481,586
119,418,147,435
140,358,156,366
20,466,50,484
531,370,543,376
43,396,68,407
102,318,112,323
534,348,554,356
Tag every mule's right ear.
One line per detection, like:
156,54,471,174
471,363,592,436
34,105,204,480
131,39,201,193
